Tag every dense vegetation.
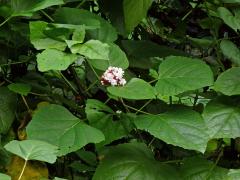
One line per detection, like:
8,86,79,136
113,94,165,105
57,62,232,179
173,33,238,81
1,0,240,179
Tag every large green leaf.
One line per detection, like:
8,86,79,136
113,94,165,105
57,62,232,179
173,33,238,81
107,78,156,100
0,173,11,180
202,97,240,139
134,107,209,153
71,40,110,60
4,140,58,163
214,67,240,96
11,0,64,17
122,40,187,69
155,56,214,96
123,0,153,32
93,143,179,180
36,49,79,72
0,87,17,134
29,21,67,51
87,43,129,70
54,7,117,42
220,40,240,66
217,7,240,32
26,104,105,155
85,99,130,146
180,157,229,180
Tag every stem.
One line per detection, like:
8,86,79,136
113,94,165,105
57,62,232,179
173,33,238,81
40,10,54,22
0,81,5,86
76,0,88,8
120,98,130,113
84,80,98,93
18,160,27,180
21,95,30,112
181,9,193,21
0,16,11,28
124,104,153,115
70,66,89,98
169,96,173,105
193,92,198,107
135,99,152,115
59,72,78,94
206,150,223,180
87,59,100,80
162,159,183,164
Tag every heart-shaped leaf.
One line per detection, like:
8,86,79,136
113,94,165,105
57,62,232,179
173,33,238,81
4,140,58,163
155,56,214,96
134,107,209,153
26,104,105,155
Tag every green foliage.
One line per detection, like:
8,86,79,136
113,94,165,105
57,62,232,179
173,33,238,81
93,143,179,180
8,83,31,95
123,0,153,32
0,173,11,180
155,56,214,96
214,68,240,95
203,97,240,138
0,87,17,134
220,40,240,66
27,104,105,155
135,107,209,153
107,78,155,99
36,49,78,71
4,140,58,163
1,0,240,179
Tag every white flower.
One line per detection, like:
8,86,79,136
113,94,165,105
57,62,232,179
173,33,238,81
101,66,127,86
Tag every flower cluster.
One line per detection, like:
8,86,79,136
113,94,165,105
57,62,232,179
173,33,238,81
101,66,126,86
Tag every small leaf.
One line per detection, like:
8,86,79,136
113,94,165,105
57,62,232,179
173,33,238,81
26,104,105,155
203,97,240,139
93,143,179,180
134,107,209,153
4,140,58,163
220,40,240,66
123,0,153,32
155,56,214,96
0,87,17,134
107,78,156,100
37,49,79,72
8,83,31,96
214,67,240,96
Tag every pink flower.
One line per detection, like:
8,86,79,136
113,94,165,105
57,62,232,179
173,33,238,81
101,66,127,86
